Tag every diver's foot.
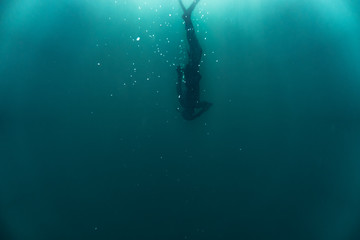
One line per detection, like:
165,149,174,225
182,0,200,21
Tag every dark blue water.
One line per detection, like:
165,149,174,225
1,1,360,239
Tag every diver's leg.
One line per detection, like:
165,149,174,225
179,0,202,67
178,0,186,14
184,17,202,67
176,65,183,96
180,0,202,67
187,0,200,16
181,0,200,21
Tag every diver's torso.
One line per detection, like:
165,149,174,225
180,64,201,109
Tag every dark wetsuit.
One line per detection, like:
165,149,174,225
177,4,211,120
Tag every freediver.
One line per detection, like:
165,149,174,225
176,0,212,120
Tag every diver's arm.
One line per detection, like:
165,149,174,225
192,101,212,119
191,108,206,120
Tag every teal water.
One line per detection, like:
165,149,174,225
1,0,360,239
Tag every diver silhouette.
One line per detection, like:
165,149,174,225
177,0,212,120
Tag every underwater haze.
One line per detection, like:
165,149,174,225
1,0,360,239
